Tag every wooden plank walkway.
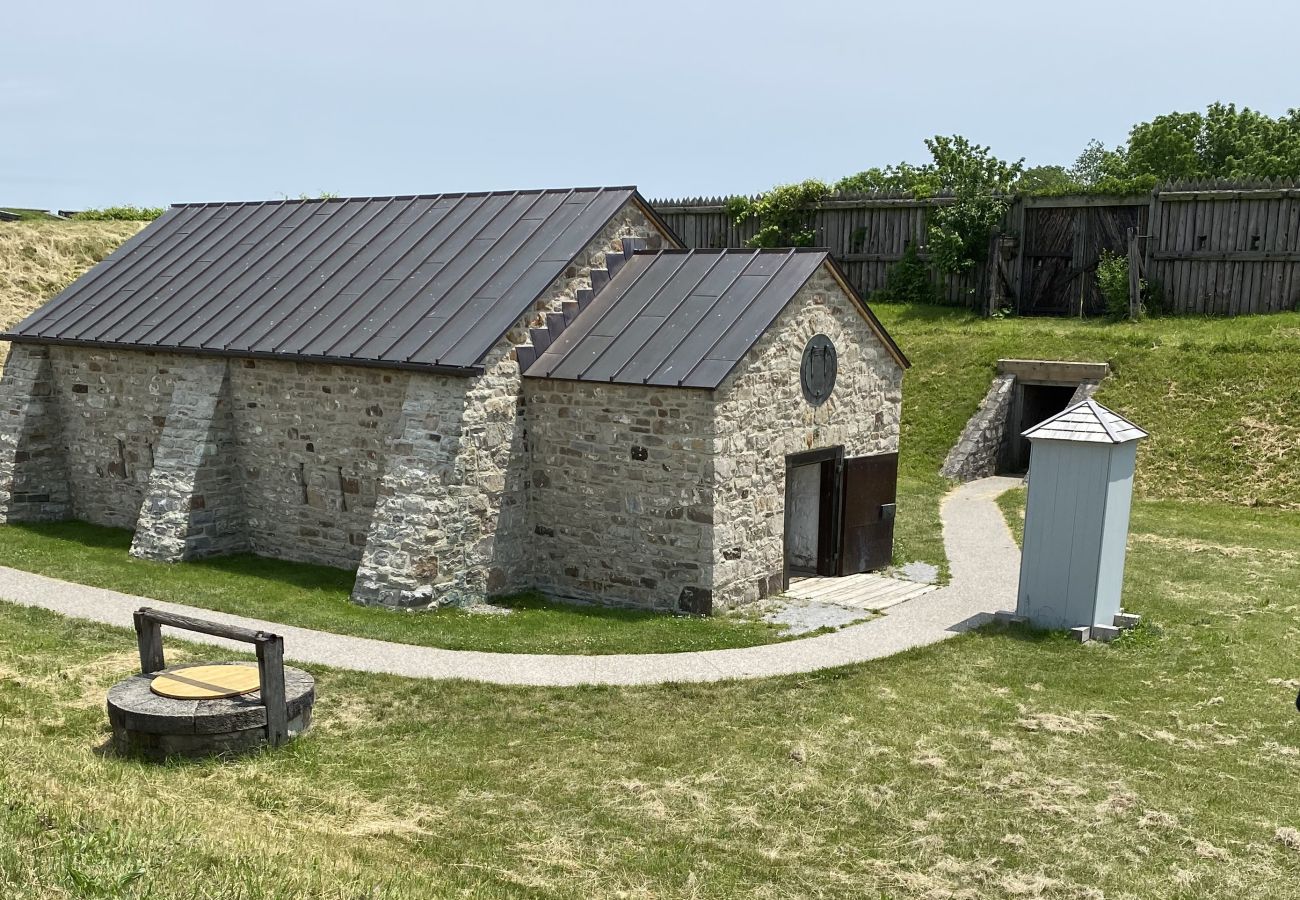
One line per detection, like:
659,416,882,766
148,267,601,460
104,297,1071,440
786,573,937,611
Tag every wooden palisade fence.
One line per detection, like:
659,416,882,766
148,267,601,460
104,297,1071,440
651,180,1300,317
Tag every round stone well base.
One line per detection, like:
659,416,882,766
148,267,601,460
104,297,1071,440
107,662,315,761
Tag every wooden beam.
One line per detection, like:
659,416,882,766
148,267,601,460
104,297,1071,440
997,358,1109,383
1150,250,1300,262
1022,195,1150,209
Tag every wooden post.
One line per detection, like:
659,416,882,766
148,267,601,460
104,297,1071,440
1127,227,1142,319
256,634,289,747
134,608,165,674
985,231,1002,317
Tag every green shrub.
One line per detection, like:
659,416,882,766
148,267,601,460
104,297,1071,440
874,243,938,304
1096,249,1139,319
729,180,831,248
72,206,164,222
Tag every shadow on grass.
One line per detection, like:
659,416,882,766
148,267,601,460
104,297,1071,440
9,519,133,551
2,520,695,626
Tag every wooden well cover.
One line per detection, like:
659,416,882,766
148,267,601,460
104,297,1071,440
150,664,260,700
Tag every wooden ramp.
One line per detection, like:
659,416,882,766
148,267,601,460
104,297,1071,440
786,573,937,611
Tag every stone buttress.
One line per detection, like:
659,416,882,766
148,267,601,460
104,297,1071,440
0,344,70,522
130,359,247,562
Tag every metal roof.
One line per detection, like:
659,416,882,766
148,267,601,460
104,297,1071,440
4,187,666,373
1023,399,1148,444
525,248,907,389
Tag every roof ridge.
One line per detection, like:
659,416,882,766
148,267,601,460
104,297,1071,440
170,185,640,209
630,247,831,256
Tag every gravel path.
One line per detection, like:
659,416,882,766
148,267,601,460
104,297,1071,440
0,476,1023,686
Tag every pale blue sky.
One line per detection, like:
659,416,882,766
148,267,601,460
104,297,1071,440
4,0,1297,209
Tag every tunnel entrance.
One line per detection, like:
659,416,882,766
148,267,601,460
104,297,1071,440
1000,383,1079,473
940,359,1111,484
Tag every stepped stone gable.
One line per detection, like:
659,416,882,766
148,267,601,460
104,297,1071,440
0,185,910,616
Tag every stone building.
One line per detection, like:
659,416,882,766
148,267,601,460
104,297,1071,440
0,186,908,614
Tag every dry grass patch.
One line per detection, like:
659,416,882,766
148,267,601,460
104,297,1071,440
0,221,143,364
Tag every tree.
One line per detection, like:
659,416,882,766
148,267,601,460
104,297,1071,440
834,135,1024,275
1016,164,1079,195
1118,103,1300,182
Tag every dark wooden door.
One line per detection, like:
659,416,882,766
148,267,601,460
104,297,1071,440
838,452,898,575
1020,204,1147,316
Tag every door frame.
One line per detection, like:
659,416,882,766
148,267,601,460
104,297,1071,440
782,446,844,591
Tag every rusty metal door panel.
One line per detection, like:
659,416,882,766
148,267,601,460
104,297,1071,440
838,452,898,575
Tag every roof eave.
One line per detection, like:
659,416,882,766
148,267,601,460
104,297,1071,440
0,333,483,377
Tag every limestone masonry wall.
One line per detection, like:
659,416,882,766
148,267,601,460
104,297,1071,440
50,346,175,528
130,360,246,562
525,379,716,612
940,373,1016,483
710,269,904,609
229,358,409,568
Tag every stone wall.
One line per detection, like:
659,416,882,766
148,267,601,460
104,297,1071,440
131,360,247,561
0,344,70,522
940,372,1016,482
525,379,716,612
710,269,905,610
49,346,175,528
228,358,409,568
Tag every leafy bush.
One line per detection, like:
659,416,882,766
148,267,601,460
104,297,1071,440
729,180,830,248
72,206,164,221
1096,250,1139,319
873,243,938,304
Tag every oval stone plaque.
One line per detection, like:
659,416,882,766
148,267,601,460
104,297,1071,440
800,334,837,406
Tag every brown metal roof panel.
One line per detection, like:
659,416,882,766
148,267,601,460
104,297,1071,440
586,256,700,340
126,203,289,345
301,196,519,361
675,253,825,387
14,207,188,335
260,197,447,354
525,249,830,389
364,191,554,362
170,201,340,348
210,199,382,351
256,199,435,354
139,201,361,348
39,204,215,340
535,189,632,262
5,186,659,373
311,195,484,359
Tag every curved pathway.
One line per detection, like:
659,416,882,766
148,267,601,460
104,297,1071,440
0,477,1022,686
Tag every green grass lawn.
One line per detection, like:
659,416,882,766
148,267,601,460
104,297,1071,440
0,521,789,655
4,496,1300,898
875,305,1300,578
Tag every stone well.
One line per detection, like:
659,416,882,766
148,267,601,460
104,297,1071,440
107,661,315,761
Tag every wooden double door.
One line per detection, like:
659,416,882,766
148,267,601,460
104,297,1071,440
783,447,898,583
